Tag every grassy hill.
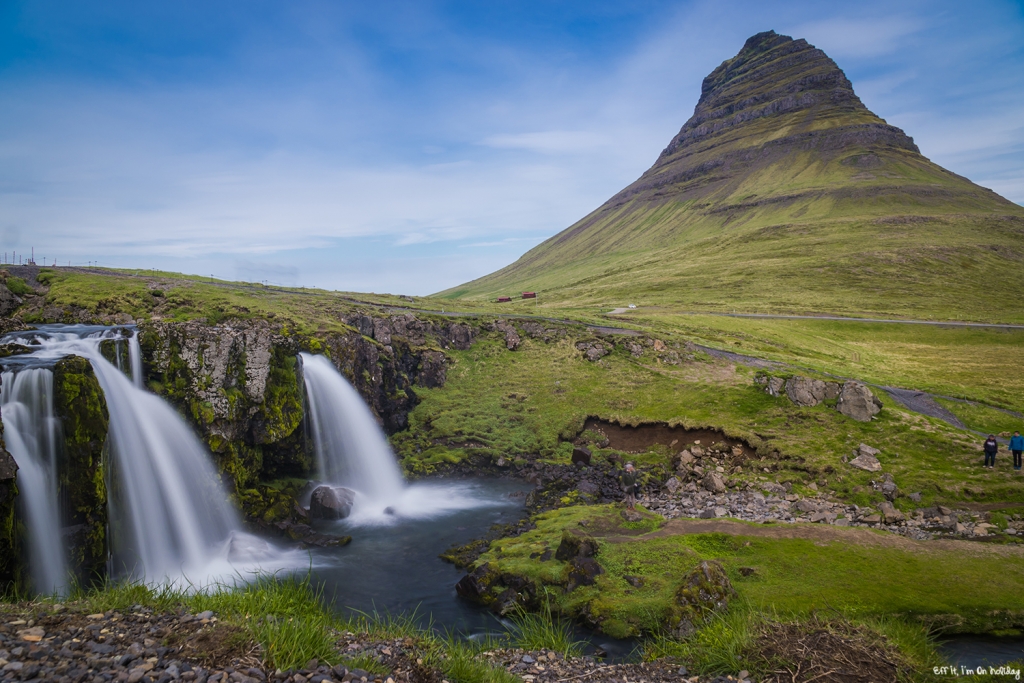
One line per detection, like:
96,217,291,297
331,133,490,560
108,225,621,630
441,31,1024,322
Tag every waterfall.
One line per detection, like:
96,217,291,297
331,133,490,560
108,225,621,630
1,326,291,588
128,332,143,388
299,353,404,499
0,369,70,595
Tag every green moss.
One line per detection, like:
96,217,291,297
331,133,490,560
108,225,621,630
52,355,110,586
4,276,33,297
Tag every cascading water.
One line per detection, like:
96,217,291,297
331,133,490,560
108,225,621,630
299,353,507,524
128,332,143,388
0,368,70,594
1,326,294,587
300,353,404,499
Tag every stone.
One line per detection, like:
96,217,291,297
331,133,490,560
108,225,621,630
672,561,736,637
785,376,830,407
848,453,881,472
836,382,882,421
859,444,880,457
571,446,592,467
877,502,904,523
566,557,605,591
0,283,23,317
908,492,922,503
665,477,682,494
677,450,695,468
455,563,500,605
703,472,726,494
555,529,598,561
795,500,818,513
308,486,355,520
713,506,728,517
765,376,786,397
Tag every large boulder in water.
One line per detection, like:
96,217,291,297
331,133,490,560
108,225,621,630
309,486,355,520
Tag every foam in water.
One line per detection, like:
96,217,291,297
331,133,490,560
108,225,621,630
1,326,299,588
0,368,69,594
299,353,511,525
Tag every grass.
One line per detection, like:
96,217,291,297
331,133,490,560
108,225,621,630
473,505,1024,639
393,328,1024,508
507,603,586,657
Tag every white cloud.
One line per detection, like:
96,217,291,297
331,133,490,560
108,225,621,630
786,16,924,59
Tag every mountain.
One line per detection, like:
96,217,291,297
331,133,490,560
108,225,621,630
440,31,1024,321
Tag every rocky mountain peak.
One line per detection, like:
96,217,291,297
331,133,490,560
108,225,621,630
657,30,914,163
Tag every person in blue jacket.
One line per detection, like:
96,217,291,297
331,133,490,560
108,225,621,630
983,435,998,469
1010,431,1024,471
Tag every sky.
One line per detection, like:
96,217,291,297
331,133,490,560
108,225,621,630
2,1,1023,295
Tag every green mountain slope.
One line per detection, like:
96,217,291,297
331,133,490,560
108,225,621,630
441,31,1024,321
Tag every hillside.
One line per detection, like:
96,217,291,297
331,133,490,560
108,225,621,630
441,31,1024,321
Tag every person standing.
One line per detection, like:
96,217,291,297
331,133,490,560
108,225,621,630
983,435,999,469
620,462,637,510
1010,431,1024,471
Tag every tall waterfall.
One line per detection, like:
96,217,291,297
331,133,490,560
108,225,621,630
0,368,69,594
299,353,404,499
1,326,288,587
128,332,143,388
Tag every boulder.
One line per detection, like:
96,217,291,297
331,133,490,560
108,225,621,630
848,453,881,472
571,446,592,466
702,471,726,494
575,341,609,361
878,500,905,524
665,476,682,494
308,486,355,520
0,283,23,317
859,443,881,457
785,376,830,407
555,528,599,561
764,376,786,397
577,479,600,496
677,450,695,468
672,561,736,638
566,557,605,591
836,382,882,421
455,563,500,605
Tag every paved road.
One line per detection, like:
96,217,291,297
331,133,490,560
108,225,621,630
608,309,1024,330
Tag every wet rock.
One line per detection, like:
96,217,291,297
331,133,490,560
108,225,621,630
672,561,736,637
455,563,501,605
308,486,355,520
836,381,882,421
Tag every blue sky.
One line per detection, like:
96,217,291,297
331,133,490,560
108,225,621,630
2,1,1022,294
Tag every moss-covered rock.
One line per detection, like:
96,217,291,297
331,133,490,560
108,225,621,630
670,560,736,638
52,355,110,586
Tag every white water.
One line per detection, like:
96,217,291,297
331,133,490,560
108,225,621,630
299,353,509,525
2,327,298,587
128,332,143,388
0,369,69,594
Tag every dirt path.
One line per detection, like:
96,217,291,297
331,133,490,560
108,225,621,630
603,518,1024,558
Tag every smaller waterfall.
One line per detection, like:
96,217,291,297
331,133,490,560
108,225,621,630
128,332,143,388
299,353,404,499
0,369,69,595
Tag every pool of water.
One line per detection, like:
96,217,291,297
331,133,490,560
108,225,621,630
940,635,1024,669
302,477,637,659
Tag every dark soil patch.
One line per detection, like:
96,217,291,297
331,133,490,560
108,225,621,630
750,619,903,683
582,418,756,458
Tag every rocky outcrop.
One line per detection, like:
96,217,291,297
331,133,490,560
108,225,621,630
139,314,457,493
52,356,110,585
784,376,840,407
0,282,23,317
836,381,882,421
671,560,736,638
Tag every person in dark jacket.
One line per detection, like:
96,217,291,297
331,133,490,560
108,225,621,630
620,462,637,510
1010,431,1024,471
983,435,999,469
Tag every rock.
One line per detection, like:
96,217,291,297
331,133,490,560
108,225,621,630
848,453,881,472
555,529,598,561
672,560,736,637
785,376,831,407
702,471,726,494
566,557,605,590
713,506,728,517
455,563,500,605
836,382,882,421
908,492,922,503
575,342,610,362
0,283,23,317
859,444,881,457
665,477,682,494
577,480,600,495
308,486,355,520
677,450,695,468
765,376,786,397
493,322,521,351
879,480,899,501
698,508,717,519
571,446,592,466
738,567,756,577
794,500,818,513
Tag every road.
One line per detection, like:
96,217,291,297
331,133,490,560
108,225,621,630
607,309,1024,330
